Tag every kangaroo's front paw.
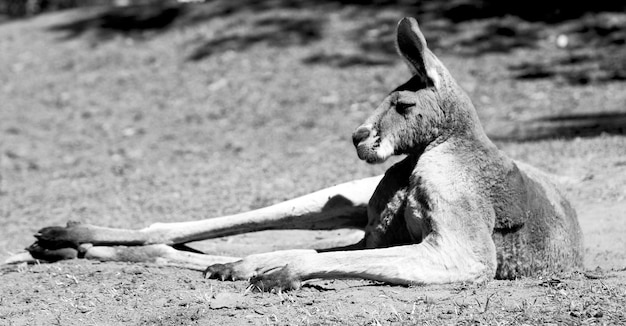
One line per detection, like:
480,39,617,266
204,250,313,291
203,261,252,281
251,265,301,292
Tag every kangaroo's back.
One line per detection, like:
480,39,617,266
490,159,584,279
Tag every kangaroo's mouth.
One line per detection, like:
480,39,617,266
356,136,384,164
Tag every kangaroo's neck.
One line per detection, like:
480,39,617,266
434,79,492,148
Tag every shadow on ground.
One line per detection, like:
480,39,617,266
44,0,626,68
488,112,626,142
187,15,325,61
48,3,183,39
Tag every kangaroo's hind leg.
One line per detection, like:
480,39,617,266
3,176,382,267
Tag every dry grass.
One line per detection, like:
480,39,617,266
2,261,625,325
1,2,625,325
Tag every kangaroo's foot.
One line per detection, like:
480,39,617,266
33,221,96,250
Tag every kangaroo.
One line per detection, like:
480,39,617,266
4,17,583,291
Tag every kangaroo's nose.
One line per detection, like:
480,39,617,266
352,126,371,147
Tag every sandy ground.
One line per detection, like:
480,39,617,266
1,3,625,325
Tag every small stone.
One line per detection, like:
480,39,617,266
210,292,247,309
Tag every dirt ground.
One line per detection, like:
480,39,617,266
1,2,625,325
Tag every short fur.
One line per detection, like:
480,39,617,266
352,18,583,280
4,17,583,291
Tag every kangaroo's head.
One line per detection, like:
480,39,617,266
352,17,483,164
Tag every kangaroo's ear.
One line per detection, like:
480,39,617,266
396,17,440,88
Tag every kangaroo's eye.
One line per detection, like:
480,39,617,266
395,101,413,114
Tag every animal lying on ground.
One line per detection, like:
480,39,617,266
3,17,583,291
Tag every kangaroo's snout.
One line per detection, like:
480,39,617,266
352,126,371,147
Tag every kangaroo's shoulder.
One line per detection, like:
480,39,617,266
406,141,501,219
415,138,501,183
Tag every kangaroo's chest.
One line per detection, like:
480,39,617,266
364,157,415,247
364,155,449,247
